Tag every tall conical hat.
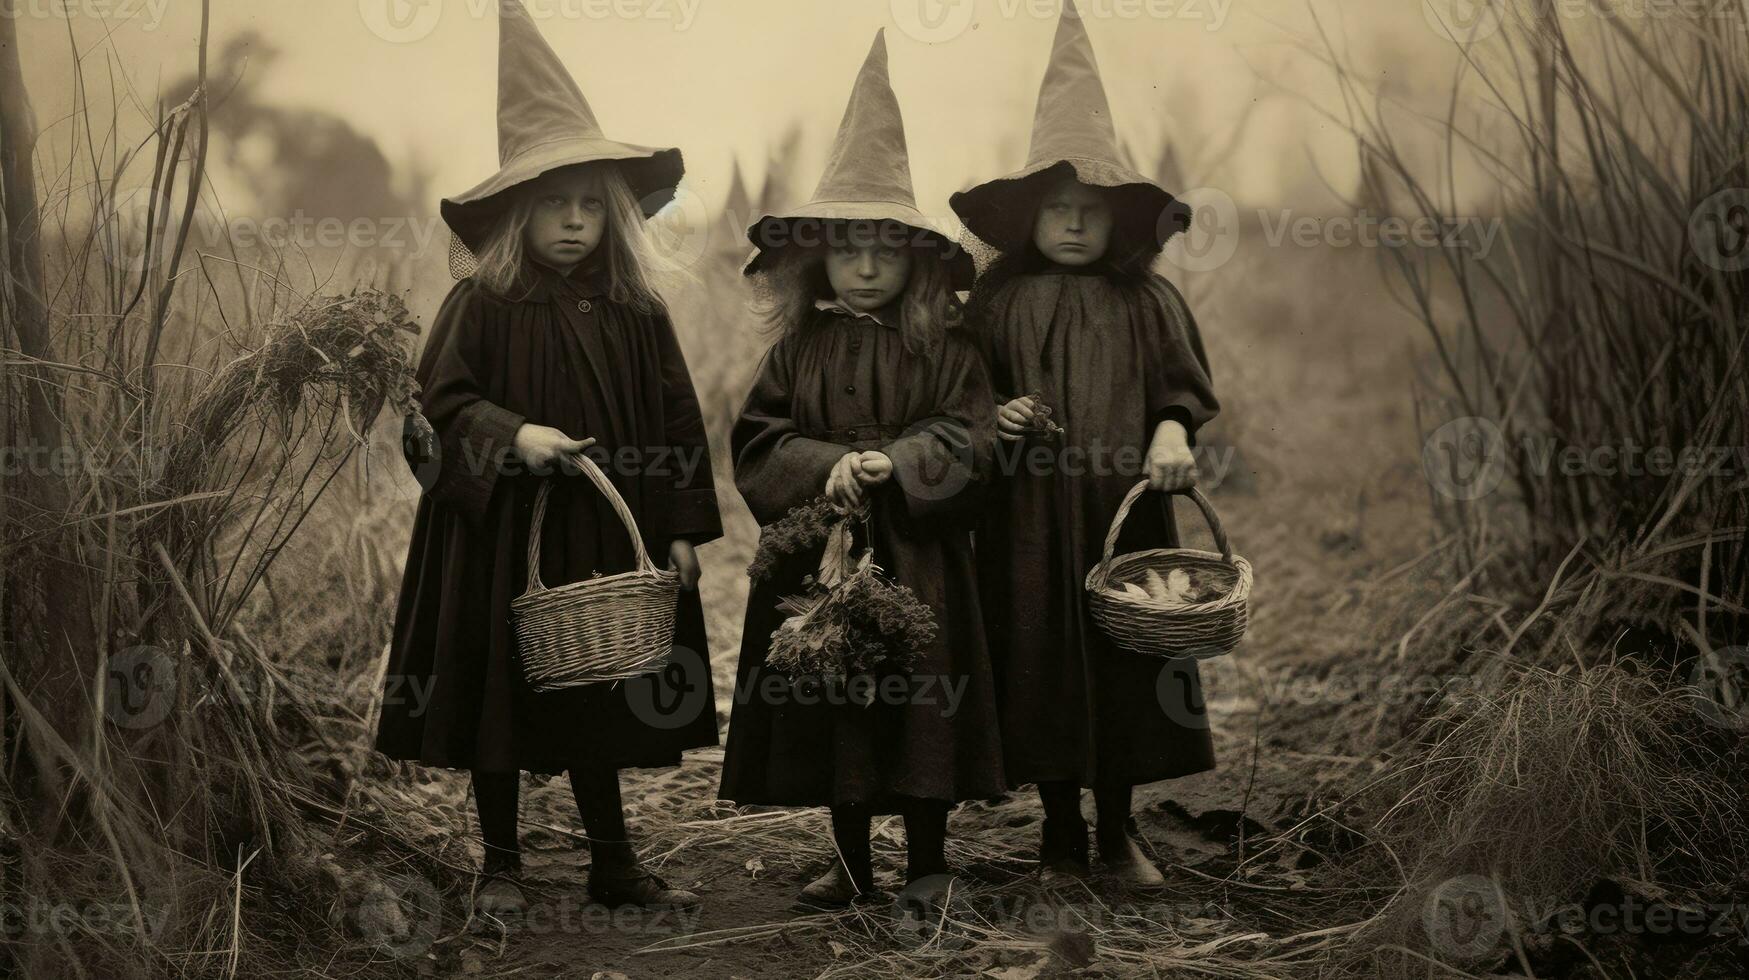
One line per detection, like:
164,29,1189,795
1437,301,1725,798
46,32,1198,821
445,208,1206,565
441,0,683,255
743,31,972,289
949,0,1188,252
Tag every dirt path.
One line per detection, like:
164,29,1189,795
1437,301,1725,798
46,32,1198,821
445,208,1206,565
405,719,1313,978
356,242,1440,978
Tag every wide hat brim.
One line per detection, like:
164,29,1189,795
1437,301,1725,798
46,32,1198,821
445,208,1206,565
740,201,975,291
440,137,684,253
949,157,1190,253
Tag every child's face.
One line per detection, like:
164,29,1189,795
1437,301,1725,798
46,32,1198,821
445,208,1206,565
1032,178,1113,266
523,166,608,273
824,222,912,313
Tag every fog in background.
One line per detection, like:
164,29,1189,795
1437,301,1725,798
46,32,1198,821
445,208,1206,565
16,0,1491,244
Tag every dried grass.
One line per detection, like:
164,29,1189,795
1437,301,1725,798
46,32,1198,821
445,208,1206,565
1346,664,1747,975
1,7,452,976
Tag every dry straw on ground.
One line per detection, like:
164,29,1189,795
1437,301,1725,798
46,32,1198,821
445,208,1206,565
4,1,1747,977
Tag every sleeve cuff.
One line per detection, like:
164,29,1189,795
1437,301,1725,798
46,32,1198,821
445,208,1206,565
430,401,524,521
737,437,848,525
656,487,724,547
882,432,980,521
1149,405,1201,448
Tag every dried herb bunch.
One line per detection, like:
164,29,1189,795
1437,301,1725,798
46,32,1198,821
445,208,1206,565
1022,392,1065,439
747,495,842,581
758,502,938,702
768,551,937,697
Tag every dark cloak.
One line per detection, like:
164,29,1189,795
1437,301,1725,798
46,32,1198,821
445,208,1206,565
718,307,1007,808
975,268,1222,788
375,265,722,776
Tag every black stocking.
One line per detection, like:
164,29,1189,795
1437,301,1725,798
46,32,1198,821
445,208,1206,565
569,764,634,868
830,803,874,891
471,770,521,874
1037,779,1085,828
1094,782,1134,845
1036,780,1088,861
901,797,950,883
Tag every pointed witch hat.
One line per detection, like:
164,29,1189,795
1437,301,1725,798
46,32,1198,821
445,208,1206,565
743,30,972,289
949,0,1189,252
441,0,683,257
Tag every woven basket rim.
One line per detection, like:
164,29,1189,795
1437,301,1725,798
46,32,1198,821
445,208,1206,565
1086,549,1253,611
1104,546,1242,567
512,564,679,612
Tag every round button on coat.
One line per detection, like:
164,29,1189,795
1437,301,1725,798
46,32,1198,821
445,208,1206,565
577,299,592,313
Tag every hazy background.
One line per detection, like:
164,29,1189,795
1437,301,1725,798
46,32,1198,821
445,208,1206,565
16,0,1487,257
11,4,1748,977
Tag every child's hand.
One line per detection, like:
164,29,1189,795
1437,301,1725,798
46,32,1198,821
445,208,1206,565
825,452,866,508
997,397,1038,442
1146,420,1199,492
668,539,701,590
513,423,595,471
852,451,893,486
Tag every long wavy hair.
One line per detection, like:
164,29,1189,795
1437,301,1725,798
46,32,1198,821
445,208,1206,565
469,160,677,313
751,221,964,356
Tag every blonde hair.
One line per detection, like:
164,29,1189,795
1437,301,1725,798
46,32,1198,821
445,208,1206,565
470,161,682,313
751,223,962,356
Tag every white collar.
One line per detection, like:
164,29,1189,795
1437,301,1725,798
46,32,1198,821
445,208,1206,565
814,296,893,327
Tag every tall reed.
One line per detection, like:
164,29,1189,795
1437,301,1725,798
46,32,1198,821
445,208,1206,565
1306,5,1749,973
1,5,439,975
1321,2,1747,660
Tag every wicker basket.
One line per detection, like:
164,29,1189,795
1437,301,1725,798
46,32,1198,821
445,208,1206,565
511,454,680,691
1084,484,1252,660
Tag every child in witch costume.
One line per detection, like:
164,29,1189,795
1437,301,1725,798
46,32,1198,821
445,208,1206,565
950,0,1220,889
377,1,720,913
718,32,1006,911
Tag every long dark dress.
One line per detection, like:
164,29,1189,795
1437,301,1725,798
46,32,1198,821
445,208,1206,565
375,265,722,776
718,307,1007,808
976,269,1221,789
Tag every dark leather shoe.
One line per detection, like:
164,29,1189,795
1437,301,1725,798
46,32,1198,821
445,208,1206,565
474,873,527,917
1098,828,1166,888
797,858,875,910
1038,817,1090,884
587,862,700,910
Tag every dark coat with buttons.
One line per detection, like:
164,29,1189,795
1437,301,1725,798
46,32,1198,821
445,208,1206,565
375,264,722,775
717,306,1007,808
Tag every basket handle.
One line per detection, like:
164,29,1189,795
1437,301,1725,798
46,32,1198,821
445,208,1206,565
524,452,660,595
1097,483,1233,577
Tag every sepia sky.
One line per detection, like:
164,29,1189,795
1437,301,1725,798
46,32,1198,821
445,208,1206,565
14,0,1482,231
